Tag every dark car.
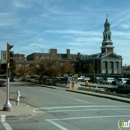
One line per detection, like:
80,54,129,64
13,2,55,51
88,78,96,83
10,77,16,82
55,77,70,84
125,80,130,85
98,78,108,84
88,77,103,83
0,80,6,87
105,84,130,94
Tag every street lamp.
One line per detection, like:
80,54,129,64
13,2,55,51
33,45,44,60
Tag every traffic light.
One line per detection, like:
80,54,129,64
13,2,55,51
7,43,14,68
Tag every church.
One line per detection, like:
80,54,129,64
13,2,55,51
81,18,122,75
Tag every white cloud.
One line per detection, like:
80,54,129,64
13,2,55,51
1,0,130,65
120,24,130,29
44,30,101,36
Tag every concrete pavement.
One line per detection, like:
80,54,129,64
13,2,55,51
0,80,130,121
0,88,35,120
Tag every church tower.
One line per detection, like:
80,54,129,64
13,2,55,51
101,18,114,54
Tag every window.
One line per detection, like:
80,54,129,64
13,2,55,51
103,62,106,68
3,54,6,60
19,64,22,68
109,62,112,68
19,56,22,60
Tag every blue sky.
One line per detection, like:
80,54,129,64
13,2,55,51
0,0,130,65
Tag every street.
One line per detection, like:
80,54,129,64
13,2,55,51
1,81,130,130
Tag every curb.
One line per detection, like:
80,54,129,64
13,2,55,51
29,81,130,104
5,111,36,121
66,89,130,104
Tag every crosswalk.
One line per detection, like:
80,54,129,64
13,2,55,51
34,105,130,130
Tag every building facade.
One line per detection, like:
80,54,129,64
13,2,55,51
81,18,122,75
0,49,81,73
0,51,7,74
27,49,81,61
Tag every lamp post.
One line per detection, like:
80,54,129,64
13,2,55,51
33,45,43,60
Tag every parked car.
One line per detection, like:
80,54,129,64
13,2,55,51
88,77,103,83
105,84,130,94
99,77,115,84
112,78,129,85
0,80,6,87
125,80,130,85
55,77,70,84
88,78,96,83
82,77,90,82
10,77,16,82
98,78,108,84
96,77,103,83
77,76,85,81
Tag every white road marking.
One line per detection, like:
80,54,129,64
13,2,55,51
48,108,130,113
51,114,130,121
46,114,130,130
34,105,130,110
46,119,68,130
75,99,89,103
1,115,13,130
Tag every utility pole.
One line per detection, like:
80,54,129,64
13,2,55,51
3,43,14,111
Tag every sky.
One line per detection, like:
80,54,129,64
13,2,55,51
0,0,130,66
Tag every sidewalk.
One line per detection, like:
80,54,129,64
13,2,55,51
0,89,35,120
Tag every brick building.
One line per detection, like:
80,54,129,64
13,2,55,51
26,49,80,61
0,49,81,74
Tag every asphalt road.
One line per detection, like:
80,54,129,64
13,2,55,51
1,81,130,130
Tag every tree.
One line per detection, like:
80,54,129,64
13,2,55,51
84,63,94,74
27,63,37,75
125,65,130,70
27,60,75,78
61,61,75,75
39,59,62,77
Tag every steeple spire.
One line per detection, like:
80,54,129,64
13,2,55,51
101,18,114,54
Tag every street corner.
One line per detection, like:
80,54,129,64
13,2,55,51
6,107,35,121
1,102,36,121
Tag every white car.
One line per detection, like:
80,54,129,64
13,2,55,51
83,77,90,82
